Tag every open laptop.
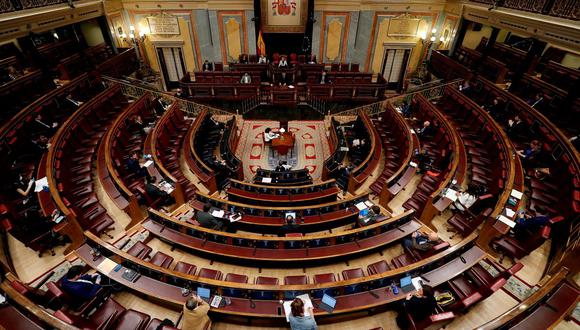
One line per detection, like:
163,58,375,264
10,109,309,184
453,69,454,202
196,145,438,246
400,276,414,293
197,287,211,302
318,294,337,313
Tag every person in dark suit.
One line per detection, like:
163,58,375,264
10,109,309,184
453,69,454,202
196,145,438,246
60,265,102,303
396,285,437,330
402,231,440,253
507,115,528,139
33,114,58,136
416,121,432,139
512,207,551,240
202,60,213,72
196,203,222,229
145,176,175,207
126,151,148,179
279,215,300,236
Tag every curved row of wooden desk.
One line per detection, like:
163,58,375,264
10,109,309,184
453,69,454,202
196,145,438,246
347,110,383,194
144,208,416,264
227,181,340,206
78,231,483,323
183,109,218,193
190,192,369,233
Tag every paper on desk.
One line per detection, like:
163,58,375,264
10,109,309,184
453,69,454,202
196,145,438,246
34,177,48,192
411,277,423,290
143,160,154,167
355,202,367,211
505,208,516,218
339,147,349,152
262,177,272,183
510,189,523,200
364,201,374,208
283,294,313,322
211,210,225,218
498,215,516,228
97,258,118,274
410,129,416,134
409,161,418,168
444,189,458,201
228,214,242,223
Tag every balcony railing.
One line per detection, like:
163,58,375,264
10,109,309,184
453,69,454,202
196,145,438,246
470,0,578,21
0,0,78,13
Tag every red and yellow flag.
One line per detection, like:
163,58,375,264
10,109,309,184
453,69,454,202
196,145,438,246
257,30,266,56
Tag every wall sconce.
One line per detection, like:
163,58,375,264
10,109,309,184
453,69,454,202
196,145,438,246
121,25,147,44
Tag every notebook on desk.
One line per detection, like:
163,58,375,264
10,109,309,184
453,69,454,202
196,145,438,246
197,287,211,302
400,276,414,293
318,294,337,313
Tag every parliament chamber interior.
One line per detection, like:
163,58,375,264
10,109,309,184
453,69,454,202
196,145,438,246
0,0,579,329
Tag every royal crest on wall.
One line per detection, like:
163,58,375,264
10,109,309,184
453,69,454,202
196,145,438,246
261,0,308,33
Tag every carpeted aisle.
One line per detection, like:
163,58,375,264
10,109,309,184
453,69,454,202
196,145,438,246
235,120,330,181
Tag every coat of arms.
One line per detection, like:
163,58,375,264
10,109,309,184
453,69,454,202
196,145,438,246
272,0,297,16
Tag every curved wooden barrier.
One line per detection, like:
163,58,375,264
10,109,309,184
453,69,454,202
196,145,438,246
183,109,217,193
347,110,382,194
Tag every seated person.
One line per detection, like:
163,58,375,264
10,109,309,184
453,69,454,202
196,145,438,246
264,128,279,142
512,207,551,240
507,115,528,139
182,295,211,330
279,214,300,236
307,54,317,64
30,135,50,156
275,161,285,172
416,121,432,138
34,113,58,136
400,100,411,118
278,56,289,68
396,285,437,330
145,176,175,207
484,97,506,120
240,72,252,84
129,114,147,136
126,151,148,179
416,149,432,174
402,231,440,253
7,66,22,80
289,297,317,330
359,205,382,225
516,140,542,169
258,54,268,64
13,171,35,206
527,93,544,109
458,80,472,97
202,60,213,71
240,54,249,64
451,184,484,212
60,265,102,303
196,203,222,230
320,70,327,84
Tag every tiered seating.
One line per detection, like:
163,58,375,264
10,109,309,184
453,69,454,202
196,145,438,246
370,102,418,201
145,208,416,264
429,50,474,82
0,73,105,253
347,111,382,194
180,71,260,99
95,48,139,79
452,46,508,83
191,192,369,232
47,85,130,238
220,118,243,180
254,168,312,185
0,69,54,122
145,102,195,202
57,43,114,80
402,94,467,226
227,179,339,206
77,232,483,321
98,93,157,226
476,37,539,76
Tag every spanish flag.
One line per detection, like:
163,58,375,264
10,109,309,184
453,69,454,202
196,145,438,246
257,30,266,56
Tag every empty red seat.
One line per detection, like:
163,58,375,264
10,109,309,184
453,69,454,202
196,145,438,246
150,251,174,269
225,273,248,283
367,260,390,275
313,273,336,284
284,275,308,285
255,276,279,285
111,309,151,330
342,268,364,280
198,268,222,280
173,261,196,275
126,241,152,260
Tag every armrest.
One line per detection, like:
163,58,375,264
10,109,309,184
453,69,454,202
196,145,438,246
541,226,551,239
507,262,524,276
95,310,119,330
549,216,564,224
459,292,483,309
45,282,65,299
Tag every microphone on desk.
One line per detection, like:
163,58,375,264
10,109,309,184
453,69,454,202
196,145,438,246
368,291,380,299
160,225,165,233
459,255,466,264
396,226,405,232
420,276,431,283
249,298,256,309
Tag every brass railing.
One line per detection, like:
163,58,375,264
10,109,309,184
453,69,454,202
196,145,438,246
470,0,578,20
0,0,78,13
102,76,232,117
332,79,462,117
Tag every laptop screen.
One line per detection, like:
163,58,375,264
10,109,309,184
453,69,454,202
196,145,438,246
400,276,412,287
197,287,211,300
359,209,369,217
321,294,336,308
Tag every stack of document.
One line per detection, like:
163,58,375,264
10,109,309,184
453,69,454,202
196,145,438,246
211,210,225,218
498,215,516,228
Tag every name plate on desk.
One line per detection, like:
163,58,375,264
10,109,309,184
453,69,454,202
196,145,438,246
498,215,516,228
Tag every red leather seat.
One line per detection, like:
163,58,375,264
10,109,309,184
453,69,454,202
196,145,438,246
173,261,196,275
313,273,336,284
255,276,279,285
112,309,151,330
198,268,222,280
367,260,390,275
55,298,126,329
284,275,308,285
145,319,179,330
225,273,248,283
126,241,152,260
150,251,174,269
405,309,456,330
391,252,416,268
342,268,364,280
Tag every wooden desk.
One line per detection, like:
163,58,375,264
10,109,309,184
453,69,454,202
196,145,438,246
77,237,484,323
271,132,295,156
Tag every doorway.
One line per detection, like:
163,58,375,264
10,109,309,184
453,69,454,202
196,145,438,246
156,46,186,90
380,45,413,92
